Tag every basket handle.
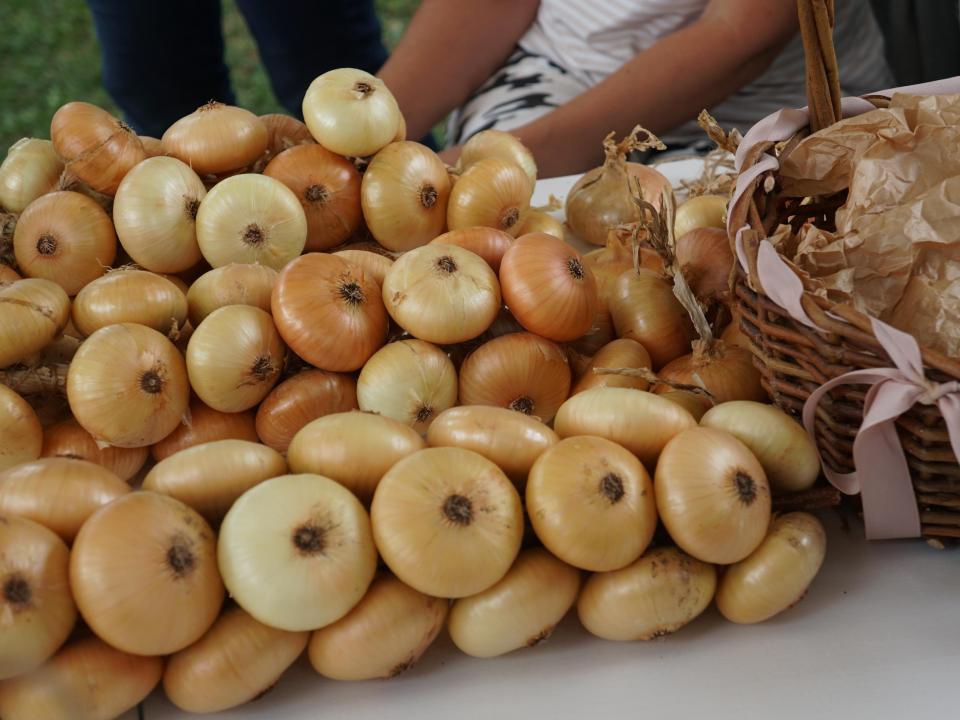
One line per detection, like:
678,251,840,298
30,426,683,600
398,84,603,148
798,0,842,132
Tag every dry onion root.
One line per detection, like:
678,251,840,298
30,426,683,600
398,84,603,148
0,385,43,472
151,394,259,462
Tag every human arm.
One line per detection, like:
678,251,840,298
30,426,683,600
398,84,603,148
377,0,542,141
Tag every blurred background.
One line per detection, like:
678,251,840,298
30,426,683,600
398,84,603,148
0,0,421,152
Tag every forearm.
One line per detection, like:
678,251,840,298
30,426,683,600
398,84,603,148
378,0,540,140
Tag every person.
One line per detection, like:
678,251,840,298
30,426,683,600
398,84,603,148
378,0,894,177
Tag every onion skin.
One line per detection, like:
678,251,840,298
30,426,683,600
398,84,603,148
332,249,393,288
0,636,163,720
583,234,663,308
428,227,514,275
447,158,532,237
308,574,448,680
578,546,716,641
565,300,616,358
40,418,147,482
0,139,63,214
256,369,358,453
674,194,727,238
0,267,21,282
448,548,580,658
0,279,70,369
570,338,652,395
517,210,563,240
459,129,537,192
151,395,258,462
259,114,315,166
186,263,278,328
500,233,598,342
0,385,42,472
655,344,766,410
163,604,309,713
720,309,747,348
140,135,164,157
554,387,697,467
660,390,707,422
161,102,268,176
675,227,734,303
71,270,187,338
716,512,827,624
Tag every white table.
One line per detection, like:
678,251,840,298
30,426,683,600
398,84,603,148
140,167,960,719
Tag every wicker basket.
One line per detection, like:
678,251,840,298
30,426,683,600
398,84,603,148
729,0,960,546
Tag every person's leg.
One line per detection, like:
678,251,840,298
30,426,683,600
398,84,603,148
85,0,234,137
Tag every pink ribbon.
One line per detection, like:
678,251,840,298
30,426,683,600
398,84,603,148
725,76,960,539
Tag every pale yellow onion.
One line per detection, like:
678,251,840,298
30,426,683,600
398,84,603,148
427,406,559,491
428,227,513,275
113,156,206,273
67,323,190,448
0,278,70,368
143,439,287,526
660,390,707,422
13,191,116,295
151,395,259,462
0,458,130,543
195,173,307,270
459,129,537,192
185,262,277,329
570,338,652,395
0,266,20,282
447,158,531,237
517,210,563,239
186,305,286,413
716,512,827,624
287,412,425,506
256,369,358,453
70,492,224,655
700,401,821,494
654,343,766,411
393,111,407,142
140,135,163,158
71,269,187,337
40,418,147,482
308,574,448,680
361,141,450,251
161,102,267,176
302,68,401,158
0,636,163,720
333,249,393,287
218,474,378,631
566,300,616,357
458,332,571,423
582,229,663,308
554,387,697,467
381,244,501,345
371,447,523,598
0,385,42,472
674,193,727,239
0,139,63,213
526,436,657,571
448,548,580,658
51,102,145,195
259,114,315,167
675,226,734,303
0,516,76,680
163,604,309,714
357,339,457,434
578,546,716,641
655,427,771,564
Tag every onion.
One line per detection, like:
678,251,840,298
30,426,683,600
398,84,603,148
570,338,652,395
449,548,580,658
161,102,267,176
332,249,393,287
0,385,42,472
720,308,747,348
186,262,277,328
0,139,63,213
40,418,147,481
259,114,315,167
428,227,513,274
357,339,457,434
565,300,616,357
500,233,597,342
308,574,448,680
287,411,426,506
674,193,727,238
554,387,697,466
516,210,563,240
447,158,531,237
0,279,69,369
526,436,657,571
163,604,309,713
676,227,734,303
0,457,130,543
566,128,669,245
273,253,388,371
218,474,378,631
143,439,287,526
427,405,559,491
716,512,827,624
71,269,187,337
0,516,76,680
459,129,537,192
371,447,523,598
13,191,116,295
583,229,663,307
610,268,694,370
67,322,189,448
382,244,501,345
140,135,164,158
303,68,400,158
699,401,820,494
0,266,20,282
655,427,771,564
0,636,163,719
70,492,224,654
50,102,146,194
458,332,571,423
660,390,707,422
195,173,307,270
578,546,716,641
256,369,358,453
113,156,206,273
151,396,257,462
264,144,362,252
361,141,450,251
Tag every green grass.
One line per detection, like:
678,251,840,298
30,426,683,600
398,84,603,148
0,0,423,153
